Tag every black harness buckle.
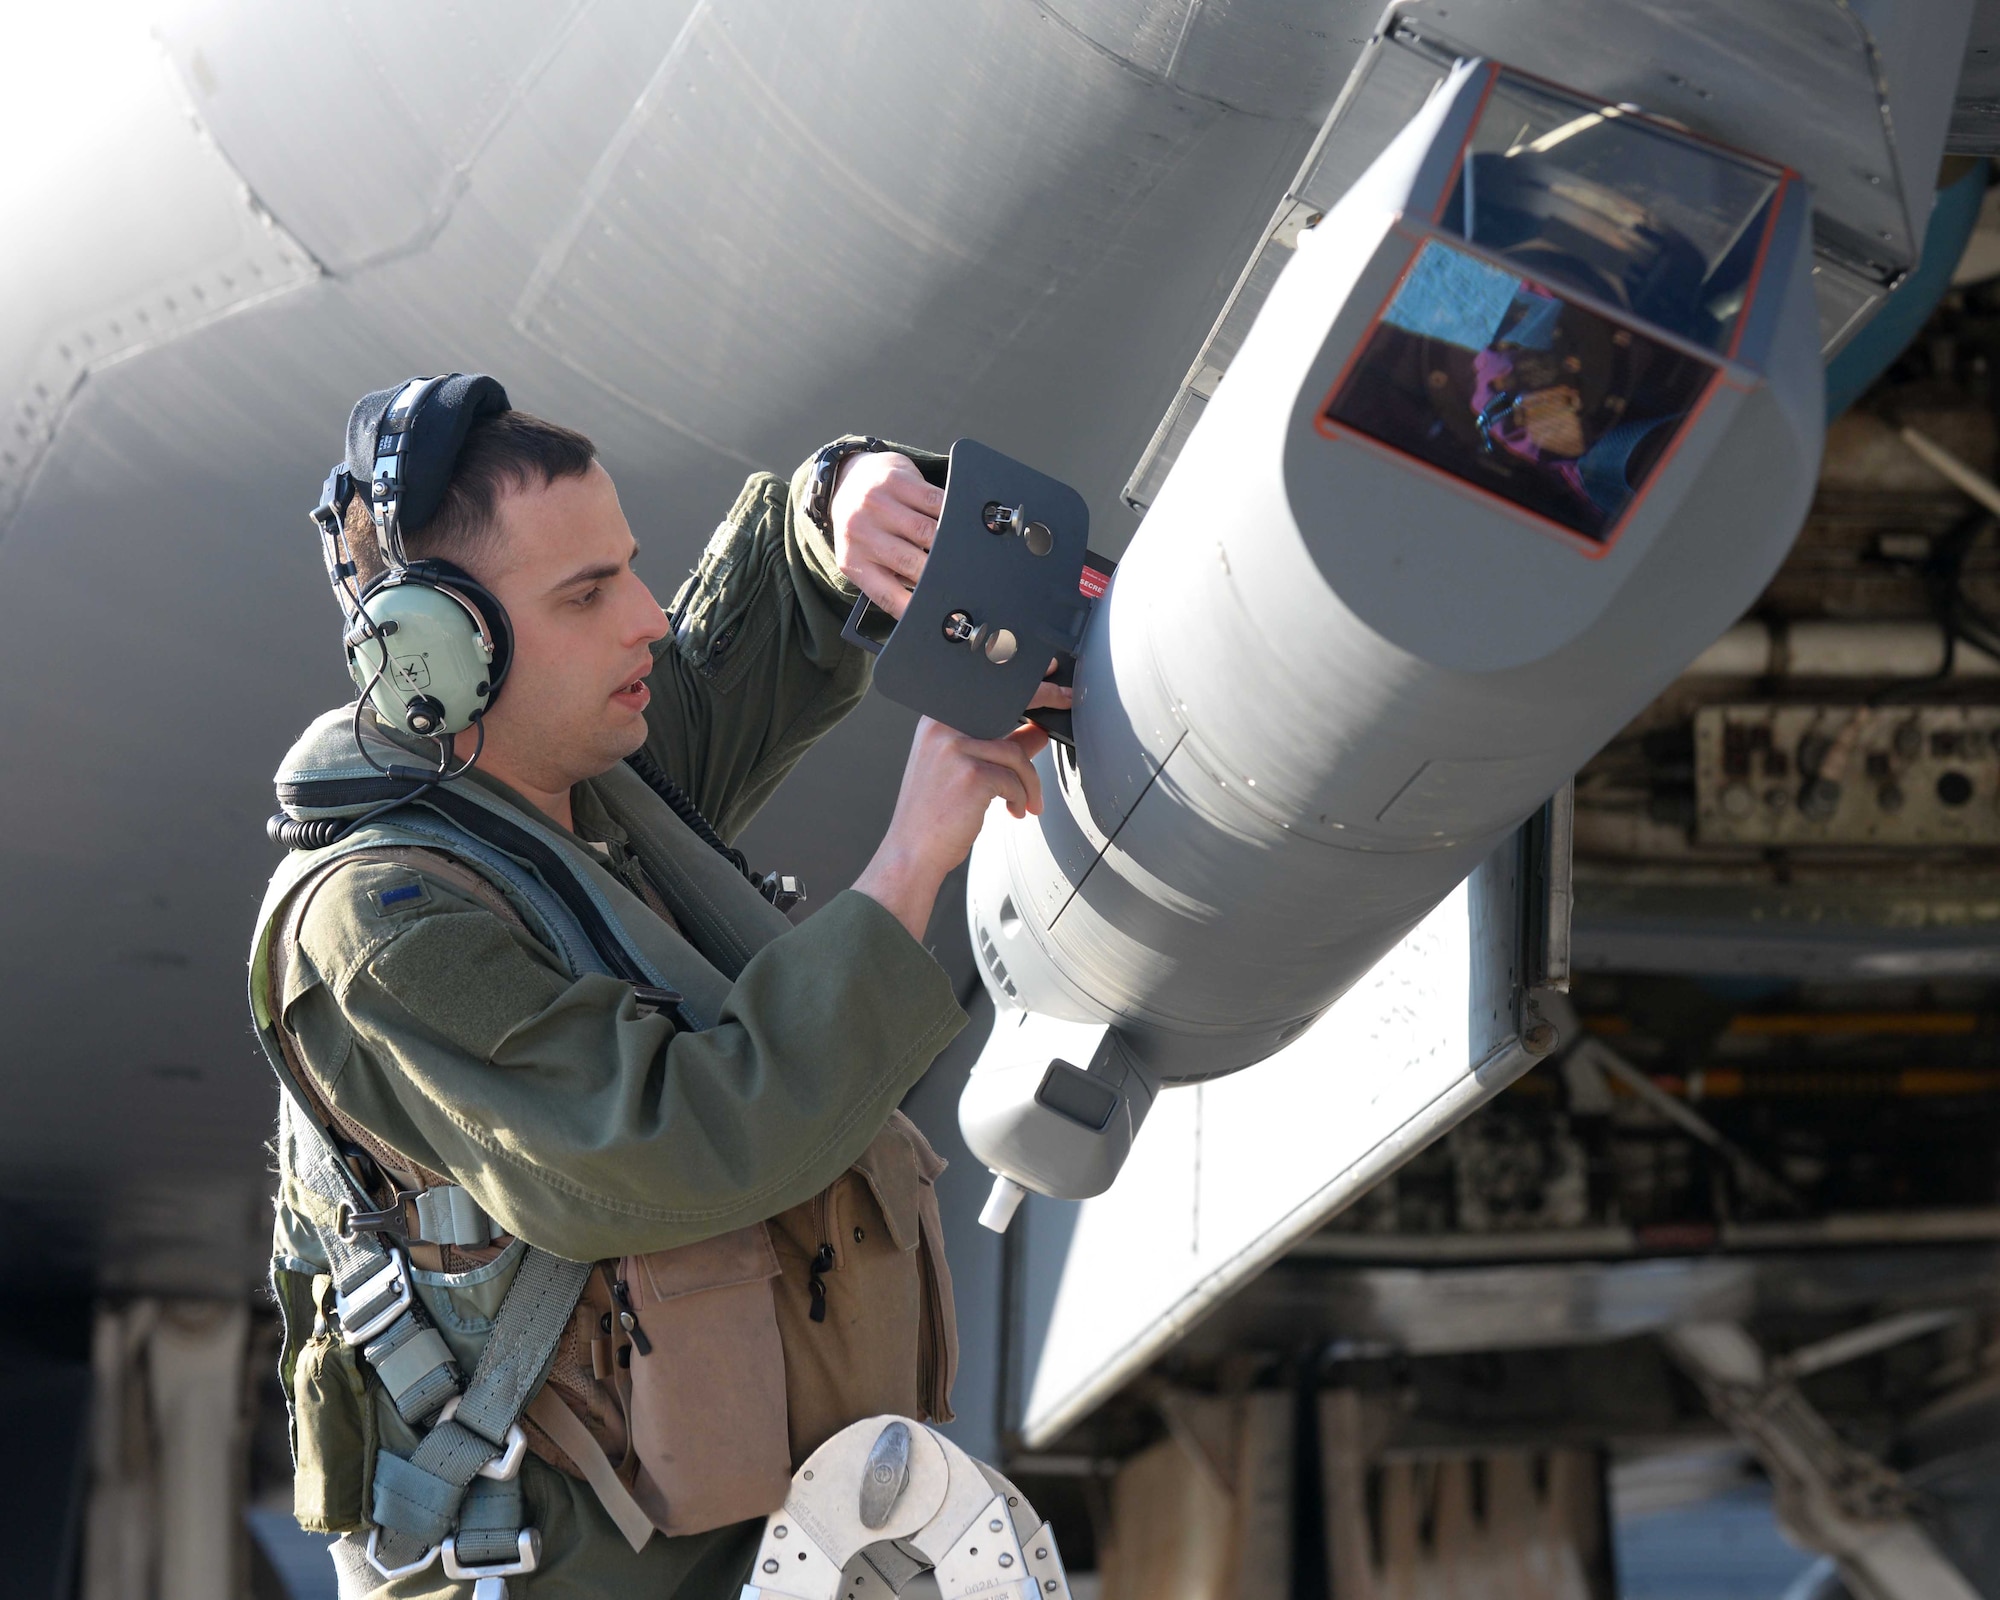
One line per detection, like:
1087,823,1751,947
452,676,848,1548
339,1189,419,1244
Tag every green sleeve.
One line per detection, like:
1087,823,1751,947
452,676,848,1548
646,439,948,839
287,859,965,1261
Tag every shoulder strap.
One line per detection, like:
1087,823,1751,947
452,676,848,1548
408,788,696,1024
525,1389,655,1553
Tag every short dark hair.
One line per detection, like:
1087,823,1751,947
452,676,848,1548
346,409,597,588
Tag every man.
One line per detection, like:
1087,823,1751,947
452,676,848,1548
254,378,1065,1597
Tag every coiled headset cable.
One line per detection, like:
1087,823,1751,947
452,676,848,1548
623,746,750,878
623,746,804,911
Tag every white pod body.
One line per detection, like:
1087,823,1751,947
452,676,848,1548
961,62,1826,1203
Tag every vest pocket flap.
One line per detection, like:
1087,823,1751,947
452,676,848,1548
621,1222,792,1536
632,1222,779,1303
890,1109,949,1183
852,1121,926,1253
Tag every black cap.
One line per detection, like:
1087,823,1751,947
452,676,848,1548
344,373,511,537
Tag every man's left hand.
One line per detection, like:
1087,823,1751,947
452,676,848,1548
830,451,939,621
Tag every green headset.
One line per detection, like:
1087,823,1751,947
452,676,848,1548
310,374,515,742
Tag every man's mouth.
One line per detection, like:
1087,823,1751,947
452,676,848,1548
612,665,652,710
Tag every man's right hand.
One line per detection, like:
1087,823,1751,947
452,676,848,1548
853,718,1050,942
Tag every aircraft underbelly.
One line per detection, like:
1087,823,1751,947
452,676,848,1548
0,0,1364,1293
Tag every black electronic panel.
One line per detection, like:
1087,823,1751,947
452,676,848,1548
847,438,1091,738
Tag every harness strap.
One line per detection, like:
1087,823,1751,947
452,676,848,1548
416,1184,498,1247
286,1112,428,1351
271,869,469,1427
401,789,701,1028
263,846,587,1583
524,1388,655,1554
260,816,668,1574
369,1249,593,1568
454,1476,531,1566
366,1321,459,1423
285,1112,463,1431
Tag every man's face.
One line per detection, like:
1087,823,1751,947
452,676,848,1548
468,462,667,796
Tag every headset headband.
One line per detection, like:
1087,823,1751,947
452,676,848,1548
367,374,448,573
309,372,513,615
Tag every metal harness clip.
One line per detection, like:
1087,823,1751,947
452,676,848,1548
436,1396,529,1481
338,1188,419,1244
364,1526,440,1580
442,1528,542,1580
334,1249,414,1347
341,1184,497,1248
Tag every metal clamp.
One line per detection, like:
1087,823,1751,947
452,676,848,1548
364,1526,440,1580
437,1396,528,1481
342,1185,496,1248
982,500,1055,556
334,1250,414,1346
756,871,806,913
442,1529,542,1580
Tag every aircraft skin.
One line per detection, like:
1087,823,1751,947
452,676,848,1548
0,0,1373,1299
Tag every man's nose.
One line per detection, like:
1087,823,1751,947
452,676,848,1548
629,579,669,645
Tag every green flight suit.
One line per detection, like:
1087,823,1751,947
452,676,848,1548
263,443,966,1597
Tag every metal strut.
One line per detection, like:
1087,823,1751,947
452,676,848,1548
741,1416,1076,1600
1664,1321,1981,1600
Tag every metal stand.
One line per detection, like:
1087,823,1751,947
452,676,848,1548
740,1416,1075,1600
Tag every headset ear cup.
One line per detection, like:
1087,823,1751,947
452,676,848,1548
406,559,512,703
349,571,504,736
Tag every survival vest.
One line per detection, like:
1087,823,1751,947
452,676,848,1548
252,709,957,1593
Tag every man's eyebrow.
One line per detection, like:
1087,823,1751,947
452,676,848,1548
546,543,640,594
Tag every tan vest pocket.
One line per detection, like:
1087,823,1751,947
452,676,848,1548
292,1324,377,1534
619,1222,791,1537
768,1113,961,1458
864,1112,959,1425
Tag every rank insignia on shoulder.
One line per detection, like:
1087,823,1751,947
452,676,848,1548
371,880,429,915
